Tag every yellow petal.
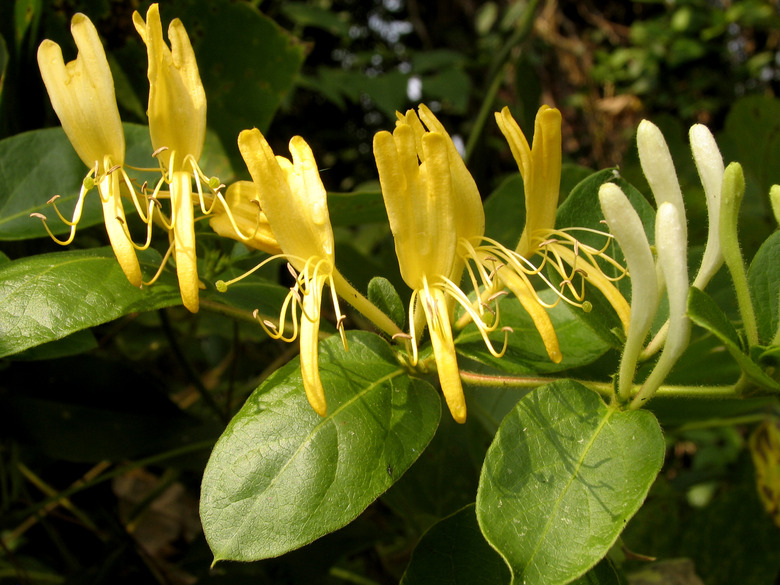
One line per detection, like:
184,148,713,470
422,286,466,423
37,13,124,170
98,165,141,287
134,4,206,170
299,278,327,417
373,126,456,290
416,104,484,243
172,171,199,312
497,268,562,363
237,129,333,270
496,106,562,258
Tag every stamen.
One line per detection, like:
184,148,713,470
392,332,413,340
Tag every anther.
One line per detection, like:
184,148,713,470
286,263,299,280
336,315,347,329
501,326,514,333
152,146,169,158
106,164,121,175
539,238,558,247
487,290,509,302
115,216,125,225
262,320,278,333
47,195,61,204
250,199,262,208
392,332,413,340
30,212,47,220
574,268,589,277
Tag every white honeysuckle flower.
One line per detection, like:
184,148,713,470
632,201,691,409
689,124,725,289
598,183,659,403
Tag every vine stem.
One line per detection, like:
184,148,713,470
459,370,744,401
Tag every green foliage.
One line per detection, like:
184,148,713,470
2,1,780,584
200,331,441,562
476,380,664,585
0,247,181,357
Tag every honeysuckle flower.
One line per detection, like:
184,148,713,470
638,120,724,357
689,124,725,289
35,13,142,286
373,107,512,423
225,129,401,417
495,106,631,334
134,3,208,313
231,129,343,416
598,183,659,403
631,201,691,408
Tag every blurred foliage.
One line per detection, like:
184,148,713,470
1,0,779,584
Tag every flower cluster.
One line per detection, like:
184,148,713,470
35,5,257,313
37,6,647,423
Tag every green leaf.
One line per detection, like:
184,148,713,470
401,504,511,585
476,380,664,585
0,124,155,241
368,276,405,330
200,330,441,562
328,190,387,226
484,174,525,245
280,2,351,36
687,286,780,392
0,247,182,357
748,230,780,344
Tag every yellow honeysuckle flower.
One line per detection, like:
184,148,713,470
374,107,510,423
495,106,631,333
134,3,207,313
228,129,349,417
35,13,142,286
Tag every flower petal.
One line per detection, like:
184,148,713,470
134,3,206,170
299,278,327,417
422,286,466,423
172,170,199,312
37,13,124,170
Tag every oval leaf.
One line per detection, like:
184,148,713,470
200,330,441,562
476,379,664,585
0,247,182,357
